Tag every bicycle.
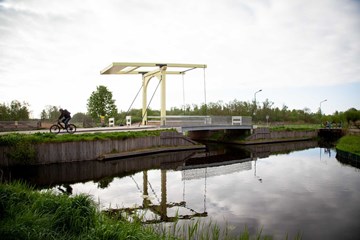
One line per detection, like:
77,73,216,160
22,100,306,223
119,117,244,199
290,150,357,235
50,121,77,134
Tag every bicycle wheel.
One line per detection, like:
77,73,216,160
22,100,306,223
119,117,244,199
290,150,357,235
66,124,77,134
50,124,60,134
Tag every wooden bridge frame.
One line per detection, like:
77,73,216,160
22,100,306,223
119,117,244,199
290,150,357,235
101,62,207,126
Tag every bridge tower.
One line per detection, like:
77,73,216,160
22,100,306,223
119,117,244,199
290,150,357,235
100,62,206,126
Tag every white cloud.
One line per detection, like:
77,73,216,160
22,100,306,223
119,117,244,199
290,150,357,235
0,0,359,117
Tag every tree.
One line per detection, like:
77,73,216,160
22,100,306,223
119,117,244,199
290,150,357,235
0,100,30,120
0,103,10,120
40,105,60,121
72,112,89,122
344,108,360,128
87,85,118,120
71,112,94,128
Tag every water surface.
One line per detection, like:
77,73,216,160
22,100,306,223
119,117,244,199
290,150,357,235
3,142,360,239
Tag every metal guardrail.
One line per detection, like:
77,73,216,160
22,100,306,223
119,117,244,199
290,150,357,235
147,115,252,127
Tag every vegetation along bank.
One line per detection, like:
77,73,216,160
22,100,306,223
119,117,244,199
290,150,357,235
0,130,205,166
0,181,165,240
0,181,300,240
335,135,360,161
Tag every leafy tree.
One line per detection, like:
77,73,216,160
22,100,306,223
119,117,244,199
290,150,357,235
330,111,345,126
87,85,118,120
71,112,94,127
40,105,60,121
117,108,143,125
169,106,185,115
0,103,10,120
72,112,90,122
344,108,360,128
0,100,30,120
40,110,47,120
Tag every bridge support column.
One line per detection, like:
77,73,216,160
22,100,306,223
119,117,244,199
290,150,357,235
141,66,167,126
142,75,149,125
160,67,166,126
160,169,167,220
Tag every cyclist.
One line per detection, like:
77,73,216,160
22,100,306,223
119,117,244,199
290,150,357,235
58,108,71,128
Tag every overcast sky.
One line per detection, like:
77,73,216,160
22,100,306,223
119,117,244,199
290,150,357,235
1,0,359,118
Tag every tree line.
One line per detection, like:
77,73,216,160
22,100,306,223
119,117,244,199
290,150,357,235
84,86,360,128
0,100,30,121
1,85,359,128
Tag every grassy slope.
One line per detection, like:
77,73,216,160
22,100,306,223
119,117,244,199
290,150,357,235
269,124,319,131
0,182,163,240
336,135,360,156
0,130,172,146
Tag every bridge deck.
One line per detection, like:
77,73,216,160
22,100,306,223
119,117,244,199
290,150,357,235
151,115,253,132
176,124,252,132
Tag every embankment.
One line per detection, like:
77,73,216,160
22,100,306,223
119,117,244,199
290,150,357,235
335,135,360,164
0,131,205,166
239,128,318,144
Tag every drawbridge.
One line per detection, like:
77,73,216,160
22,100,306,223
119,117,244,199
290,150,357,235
100,62,252,134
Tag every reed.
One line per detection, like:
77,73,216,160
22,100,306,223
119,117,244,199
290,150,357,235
154,218,276,240
0,181,161,240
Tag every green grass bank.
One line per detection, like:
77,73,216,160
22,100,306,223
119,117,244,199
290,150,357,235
0,130,171,146
268,124,319,132
0,181,163,240
336,135,360,156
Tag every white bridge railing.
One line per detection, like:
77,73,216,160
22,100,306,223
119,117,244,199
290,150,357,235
147,115,252,127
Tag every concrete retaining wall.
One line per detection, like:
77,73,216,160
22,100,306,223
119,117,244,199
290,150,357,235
1,150,199,187
246,128,317,142
336,149,360,162
0,132,202,166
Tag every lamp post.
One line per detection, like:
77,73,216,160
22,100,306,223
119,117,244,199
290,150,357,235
253,89,262,117
319,99,327,126
320,99,327,114
254,89,262,105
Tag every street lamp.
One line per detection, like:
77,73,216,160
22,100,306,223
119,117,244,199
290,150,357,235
319,99,327,115
319,99,327,126
253,89,262,116
254,89,262,104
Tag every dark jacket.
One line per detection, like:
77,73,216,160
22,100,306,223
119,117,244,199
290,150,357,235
59,109,71,119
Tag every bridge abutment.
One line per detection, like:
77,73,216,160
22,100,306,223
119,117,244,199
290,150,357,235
187,129,251,141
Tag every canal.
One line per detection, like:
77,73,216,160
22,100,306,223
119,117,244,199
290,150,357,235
2,140,360,239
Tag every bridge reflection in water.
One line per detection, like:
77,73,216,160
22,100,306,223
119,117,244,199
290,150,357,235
106,147,255,223
1,140,319,224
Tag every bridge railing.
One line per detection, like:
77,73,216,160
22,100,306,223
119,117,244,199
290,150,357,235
147,115,252,127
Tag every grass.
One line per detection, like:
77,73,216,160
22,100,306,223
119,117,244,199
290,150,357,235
0,181,164,240
336,135,360,156
156,219,290,240
0,182,302,240
0,130,173,146
268,124,319,132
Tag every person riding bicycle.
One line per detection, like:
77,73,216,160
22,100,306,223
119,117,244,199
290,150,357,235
58,108,71,129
